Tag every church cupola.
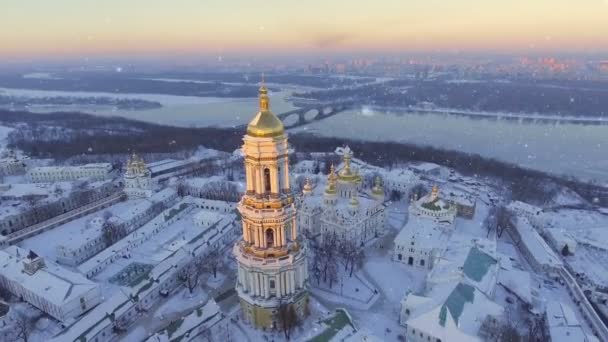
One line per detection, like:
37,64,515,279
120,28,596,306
372,176,385,201
303,177,313,196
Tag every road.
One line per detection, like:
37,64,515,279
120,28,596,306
5,191,125,245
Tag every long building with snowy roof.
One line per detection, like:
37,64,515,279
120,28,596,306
0,246,102,322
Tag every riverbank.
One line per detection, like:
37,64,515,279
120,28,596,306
1,109,606,207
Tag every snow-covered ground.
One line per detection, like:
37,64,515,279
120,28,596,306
0,125,13,147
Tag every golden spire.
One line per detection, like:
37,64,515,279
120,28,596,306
328,164,338,182
259,73,269,111
246,75,284,138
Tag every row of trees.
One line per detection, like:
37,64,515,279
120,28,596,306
176,180,242,203
178,249,223,294
307,231,365,289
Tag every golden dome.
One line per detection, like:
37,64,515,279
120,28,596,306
338,147,362,183
372,176,384,195
246,81,284,138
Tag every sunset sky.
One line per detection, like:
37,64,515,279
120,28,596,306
2,0,608,58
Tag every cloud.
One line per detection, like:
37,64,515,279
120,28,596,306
311,32,355,49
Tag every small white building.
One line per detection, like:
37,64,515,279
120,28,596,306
507,200,544,229
410,185,457,226
508,217,563,277
409,162,441,176
0,246,102,322
27,163,113,183
393,216,449,269
380,168,419,196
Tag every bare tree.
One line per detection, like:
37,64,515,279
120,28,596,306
178,262,200,294
202,249,222,279
8,311,40,342
198,181,241,202
102,219,127,247
496,206,514,238
176,181,188,197
277,302,299,340
484,206,498,238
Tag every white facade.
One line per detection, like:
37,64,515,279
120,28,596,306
0,247,102,322
27,163,112,183
393,216,449,269
410,185,457,226
508,217,563,277
299,148,387,245
56,188,177,266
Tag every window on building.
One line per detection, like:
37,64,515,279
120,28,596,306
264,168,271,192
266,228,274,248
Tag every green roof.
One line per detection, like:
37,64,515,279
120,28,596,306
462,247,497,282
439,283,475,327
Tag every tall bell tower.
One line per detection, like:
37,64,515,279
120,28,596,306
233,80,309,329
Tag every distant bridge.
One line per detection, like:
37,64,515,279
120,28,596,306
238,100,358,130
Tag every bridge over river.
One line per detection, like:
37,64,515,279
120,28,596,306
237,100,358,130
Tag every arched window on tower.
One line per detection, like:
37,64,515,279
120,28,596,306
264,168,271,193
265,228,274,248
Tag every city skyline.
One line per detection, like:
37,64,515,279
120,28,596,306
2,0,608,60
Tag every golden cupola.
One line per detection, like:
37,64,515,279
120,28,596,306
372,176,384,196
338,146,362,184
246,80,285,138
303,177,313,195
326,165,338,191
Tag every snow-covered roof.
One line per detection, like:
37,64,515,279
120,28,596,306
0,246,100,308
394,216,449,250
410,162,441,173
0,182,73,199
546,301,599,342
498,268,533,304
51,289,135,342
28,163,111,173
507,200,543,216
405,280,502,341
193,209,224,225
515,218,562,268
144,300,221,342
148,159,196,174
183,175,225,188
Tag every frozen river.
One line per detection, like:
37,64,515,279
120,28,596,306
1,87,606,182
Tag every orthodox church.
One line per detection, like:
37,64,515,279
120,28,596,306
298,147,387,245
124,153,153,199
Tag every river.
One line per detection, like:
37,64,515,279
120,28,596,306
1,86,606,183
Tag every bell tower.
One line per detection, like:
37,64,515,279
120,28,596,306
234,80,309,329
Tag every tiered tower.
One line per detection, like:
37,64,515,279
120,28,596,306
233,81,309,329
124,153,152,198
